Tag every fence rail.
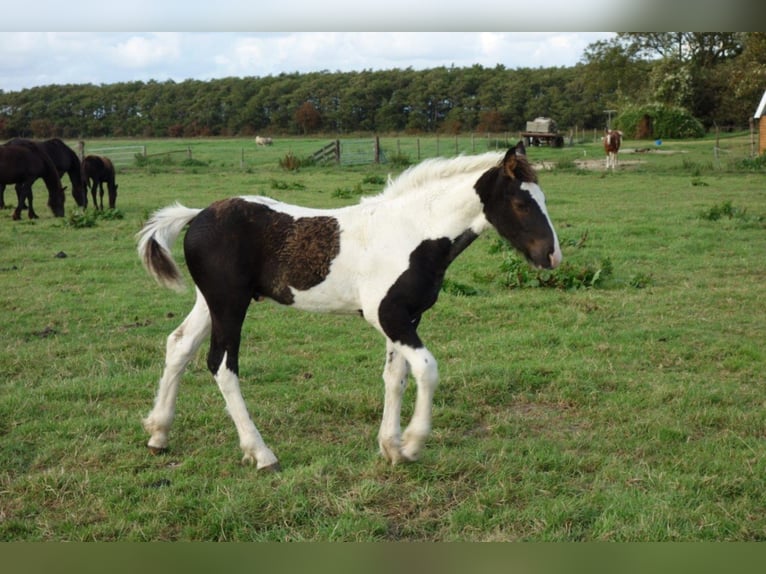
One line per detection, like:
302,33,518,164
83,144,146,167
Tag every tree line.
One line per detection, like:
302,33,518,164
0,33,763,140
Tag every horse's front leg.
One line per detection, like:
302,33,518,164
378,341,438,464
378,340,410,463
398,345,438,461
90,183,97,210
15,185,36,219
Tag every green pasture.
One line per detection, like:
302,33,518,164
1,134,764,541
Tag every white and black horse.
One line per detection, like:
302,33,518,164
136,142,562,471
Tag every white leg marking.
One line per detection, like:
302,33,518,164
400,346,438,461
378,340,410,464
144,289,211,451
214,354,279,470
378,343,438,464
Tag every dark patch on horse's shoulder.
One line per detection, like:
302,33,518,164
282,215,341,290
378,232,477,348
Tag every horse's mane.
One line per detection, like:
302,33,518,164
363,151,537,205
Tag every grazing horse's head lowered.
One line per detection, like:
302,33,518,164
137,142,561,471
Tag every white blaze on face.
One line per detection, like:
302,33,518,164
522,182,562,268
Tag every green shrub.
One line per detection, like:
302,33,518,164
64,209,97,228
699,201,764,227
63,208,124,228
332,183,365,199
362,174,386,185
736,154,766,171
270,179,306,191
386,152,412,168
279,152,301,171
615,103,705,139
441,278,479,297
493,233,613,291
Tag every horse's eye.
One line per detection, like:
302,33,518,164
512,198,530,213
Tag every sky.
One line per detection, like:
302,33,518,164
0,32,617,93
0,0,757,93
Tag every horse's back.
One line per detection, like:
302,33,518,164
184,197,347,309
43,138,79,169
0,145,43,179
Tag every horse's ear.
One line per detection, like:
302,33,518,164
503,141,526,179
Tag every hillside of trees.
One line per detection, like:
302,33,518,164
1,33,763,140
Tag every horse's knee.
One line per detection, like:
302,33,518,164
410,349,438,389
383,349,409,389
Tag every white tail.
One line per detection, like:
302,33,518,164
136,203,202,291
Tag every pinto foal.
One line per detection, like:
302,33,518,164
137,144,561,471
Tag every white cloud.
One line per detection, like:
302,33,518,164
0,32,617,92
110,34,182,69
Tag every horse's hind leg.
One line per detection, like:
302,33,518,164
205,294,279,471
144,288,211,453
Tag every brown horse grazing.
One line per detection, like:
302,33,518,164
82,155,118,210
0,145,65,219
2,138,85,208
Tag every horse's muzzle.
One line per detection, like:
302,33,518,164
548,248,562,269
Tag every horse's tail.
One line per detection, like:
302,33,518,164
136,203,202,292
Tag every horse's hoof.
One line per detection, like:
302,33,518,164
147,445,168,456
258,462,281,473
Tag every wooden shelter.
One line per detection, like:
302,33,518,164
755,90,766,156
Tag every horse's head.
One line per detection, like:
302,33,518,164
475,142,561,269
48,181,66,217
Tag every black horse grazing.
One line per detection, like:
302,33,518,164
82,155,118,210
0,144,65,219
2,138,85,208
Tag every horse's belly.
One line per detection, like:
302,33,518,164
288,278,361,314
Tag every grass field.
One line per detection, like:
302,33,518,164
1,134,764,541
